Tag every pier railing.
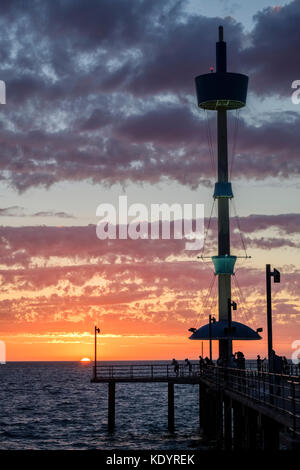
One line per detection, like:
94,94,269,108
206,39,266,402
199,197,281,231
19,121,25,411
204,366,300,430
92,362,300,433
93,363,202,379
93,361,300,379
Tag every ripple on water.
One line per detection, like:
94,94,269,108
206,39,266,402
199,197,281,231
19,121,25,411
0,362,210,450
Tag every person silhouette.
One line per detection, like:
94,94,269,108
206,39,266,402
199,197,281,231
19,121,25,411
171,358,179,376
185,358,192,375
257,354,262,372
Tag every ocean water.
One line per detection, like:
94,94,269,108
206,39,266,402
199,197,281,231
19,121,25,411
0,361,208,450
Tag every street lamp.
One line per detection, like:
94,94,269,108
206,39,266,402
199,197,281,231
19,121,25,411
227,299,237,330
209,315,216,362
94,326,100,380
266,264,280,372
226,299,237,364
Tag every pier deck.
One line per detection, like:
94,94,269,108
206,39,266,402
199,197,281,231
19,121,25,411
91,363,300,439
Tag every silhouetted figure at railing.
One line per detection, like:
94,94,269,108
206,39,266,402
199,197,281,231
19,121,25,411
274,352,283,374
230,354,236,368
199,355,204,372
270,349,283,374
235,351,245,369
270,349,285,398
217,356,224,367
171,358,179,377
204,356,213,367
262,357,267,372
257,355,262,373
282,356,289,374
185,358,192,375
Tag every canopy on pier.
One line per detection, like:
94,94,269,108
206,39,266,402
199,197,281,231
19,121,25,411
189,320,262,340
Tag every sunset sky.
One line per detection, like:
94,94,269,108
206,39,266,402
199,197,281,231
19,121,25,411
0,0,299,361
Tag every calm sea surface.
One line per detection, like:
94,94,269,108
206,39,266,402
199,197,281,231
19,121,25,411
0,361,209,450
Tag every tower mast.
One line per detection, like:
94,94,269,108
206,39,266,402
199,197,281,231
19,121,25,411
216,26,231,361
190,26,262,360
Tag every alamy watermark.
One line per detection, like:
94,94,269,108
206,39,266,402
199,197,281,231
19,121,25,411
291,80,300,104
291,340,300,365
96,196,204,250
0,81,6,364
0,341,6,364
0,80,6,104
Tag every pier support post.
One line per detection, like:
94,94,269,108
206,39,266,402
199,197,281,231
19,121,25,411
245,407,258,449
233,401,244,449
224,396,232,450
202,389,218,440
168,383,175,432
199,383,205,429
262,416,280,450
108,381,115,432
198,384,201,428
215,392,223,447
201,385,210,437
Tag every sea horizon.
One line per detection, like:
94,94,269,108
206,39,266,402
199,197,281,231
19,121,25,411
2,357,263,363
0,361,209,450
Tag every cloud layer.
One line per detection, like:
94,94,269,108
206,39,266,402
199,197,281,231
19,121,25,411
0,1,299,191
0,215,299,337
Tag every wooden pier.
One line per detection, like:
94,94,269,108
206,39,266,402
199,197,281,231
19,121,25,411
91,363,300,449
90,26,300,451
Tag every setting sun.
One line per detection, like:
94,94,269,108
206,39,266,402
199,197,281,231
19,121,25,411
80,357,91,362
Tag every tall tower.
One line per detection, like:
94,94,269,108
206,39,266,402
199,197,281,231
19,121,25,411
190,26,261,361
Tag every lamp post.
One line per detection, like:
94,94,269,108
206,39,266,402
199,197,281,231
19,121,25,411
94,326,100,380
209,315,216,362
266,265,280,372
227,298,237,364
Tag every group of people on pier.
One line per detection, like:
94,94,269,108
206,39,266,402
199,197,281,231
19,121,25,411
198,352,247,370
171,350,297,377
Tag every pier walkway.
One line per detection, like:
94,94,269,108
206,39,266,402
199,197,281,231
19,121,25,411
91,363,300,443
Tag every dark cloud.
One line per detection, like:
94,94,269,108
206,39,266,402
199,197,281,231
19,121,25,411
0,221,298,332
0,0,299,191
0,206,74,218
244,236,299,249
32,211,75,218
8,75,48,104
242,1,300,95
0,206,25,217
116,105,201,144
235,213,300,235
0,213,298,269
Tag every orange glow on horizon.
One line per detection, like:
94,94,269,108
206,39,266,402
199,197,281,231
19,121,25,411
2,326,296,361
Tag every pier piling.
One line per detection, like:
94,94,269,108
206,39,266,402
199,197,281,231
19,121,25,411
168,383,175,432
262,415,280,450
108,382,115,432
224,396,232,450
245,407,258,449
233,401,244,449
216,392,223,447
92,363,299,447
199,384,203,429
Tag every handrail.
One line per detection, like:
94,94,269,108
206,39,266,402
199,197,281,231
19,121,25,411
92,362,300,433
93,361,300,376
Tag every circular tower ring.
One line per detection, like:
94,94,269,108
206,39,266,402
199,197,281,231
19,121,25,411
195,72,248,110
